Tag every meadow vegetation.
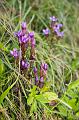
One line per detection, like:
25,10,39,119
0,0,79,120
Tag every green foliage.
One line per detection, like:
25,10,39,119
0,59,4,75
27,86,58,115
0,0,79,119
58,79,79,119
0,77,18,106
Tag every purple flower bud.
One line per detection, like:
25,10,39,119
35,75,39,82
43,28,50,36
10,48,19,58
31,38,35,46
21,22,26,29
21,60,25,66
49,16,57,22
40,77,44,82
41,63,48,71
34,67,37,73
43,63,48,70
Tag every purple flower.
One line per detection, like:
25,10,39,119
41,63,48,71
43,63,48,70
40,77,44,82
53,23,63,31
21,60,30,69
40,63,48,79
49,16,57,22
10,48,19,58
14,30,22,38
33,67,39,84
43,28,50,36
57,23,63,29
35,75,39,82
34,67,37,73
29,32,35,46
56,31,64,37
14,22,27,44
53,23,64,37
31,38,35,46
21,35,29,43
21,22,26,29
15,32,29,44
29,32,34,38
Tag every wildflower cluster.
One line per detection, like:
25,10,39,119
43,16,64,38
34,63,48,88
10,22,48,88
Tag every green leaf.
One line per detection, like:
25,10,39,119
58,105,67,117
27,96,34,105
76,112,79,117
35,94,48,103
30,100,37,115
71,58,79,71
43,92,58,101
0,43,4,50
68,79,79,90
0,42,8,52
0,59,4,74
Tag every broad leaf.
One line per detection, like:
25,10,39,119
43,92,58,101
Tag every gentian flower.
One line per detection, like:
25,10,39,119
21,22,26,29
29,32,36,60
53,23,64,37
40,76,44,82
56,31,64,37
31,38,35,46
21,22,27,35
43,63,48,70
29,32,35,46
49,16,57,22
50,16,58,28
39,76,44,88
21,34,29,43
35,75,39,82
34,67,37,73
41,63,48,71
14,30,22,38
33,67,39,85
29,32,34,38
43,28,50,36
53,23,63,31
40,63,48,80
14,22,28,44
21,60,30,69
10,48,19,58
15,31,29,44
